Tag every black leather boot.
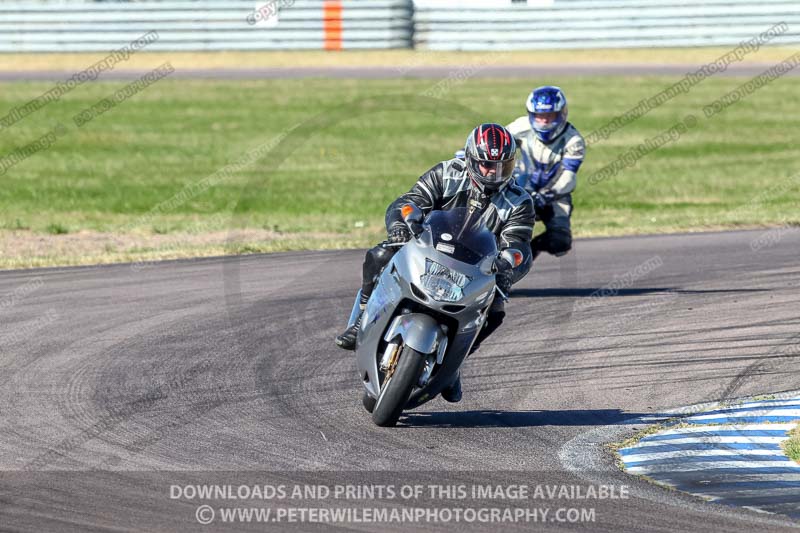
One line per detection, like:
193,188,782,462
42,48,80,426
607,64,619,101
335,292,370,351
335,310,362,350
441,373,463,403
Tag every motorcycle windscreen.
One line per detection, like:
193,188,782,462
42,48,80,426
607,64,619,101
423,208,498,264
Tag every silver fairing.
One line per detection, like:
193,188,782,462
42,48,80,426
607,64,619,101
355,236,496,401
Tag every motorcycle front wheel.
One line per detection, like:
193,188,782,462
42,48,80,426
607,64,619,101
371,345,426,427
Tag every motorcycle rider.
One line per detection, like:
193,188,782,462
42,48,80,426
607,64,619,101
335,123,535,403
506,86,585,261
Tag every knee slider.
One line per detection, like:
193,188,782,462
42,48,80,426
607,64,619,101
548,229,572,255
363,245,393,279
364,245,387,265
371,245,393,266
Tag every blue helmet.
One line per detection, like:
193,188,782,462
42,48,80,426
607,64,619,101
526,86,568,143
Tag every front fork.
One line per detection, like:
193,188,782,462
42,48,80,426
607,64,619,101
382,314,448,388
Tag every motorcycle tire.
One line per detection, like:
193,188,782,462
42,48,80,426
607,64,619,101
371,345,426,427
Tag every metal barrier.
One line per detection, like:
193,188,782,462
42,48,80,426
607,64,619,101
414,0,800,50
0,1,413,52
1,0,799,52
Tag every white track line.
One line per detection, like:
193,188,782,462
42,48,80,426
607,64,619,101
640,423,797,436
688,409,800,421
632,437,788,447
626,460,798,474
623,449,789,461
727,399,800,409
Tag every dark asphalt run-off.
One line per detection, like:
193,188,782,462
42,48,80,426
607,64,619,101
1,228,799,531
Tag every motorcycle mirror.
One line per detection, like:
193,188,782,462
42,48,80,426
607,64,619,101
401,203,423,223
401,203,424,237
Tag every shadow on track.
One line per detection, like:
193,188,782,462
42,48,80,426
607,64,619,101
400,408,657,428
511,288,768,298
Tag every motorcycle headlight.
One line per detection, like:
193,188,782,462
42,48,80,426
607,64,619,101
420,259,471,302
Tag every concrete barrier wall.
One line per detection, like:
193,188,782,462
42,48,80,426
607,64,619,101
1,0,799,52
0,1,413,52
414,0,800,50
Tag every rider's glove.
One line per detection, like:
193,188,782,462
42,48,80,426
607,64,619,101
512,166,527,186
533,191,555,209
387,225,412,244
496,270,513,295
494,256,514,274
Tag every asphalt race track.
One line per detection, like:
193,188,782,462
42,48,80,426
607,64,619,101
1,229,799,531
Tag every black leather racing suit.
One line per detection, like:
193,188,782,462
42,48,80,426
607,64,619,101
360,157,535,302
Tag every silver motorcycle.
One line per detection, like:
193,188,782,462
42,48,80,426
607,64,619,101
346,204,522,427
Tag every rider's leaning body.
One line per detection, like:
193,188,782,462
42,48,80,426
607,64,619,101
335,123,535,402
507,85,585,261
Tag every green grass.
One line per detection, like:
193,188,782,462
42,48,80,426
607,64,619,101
1,73,799,267
0,218,29,230
45,222,69,235
784,424,800,463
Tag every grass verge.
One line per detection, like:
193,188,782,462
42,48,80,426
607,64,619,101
782,423,800,463
1,70,799,269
